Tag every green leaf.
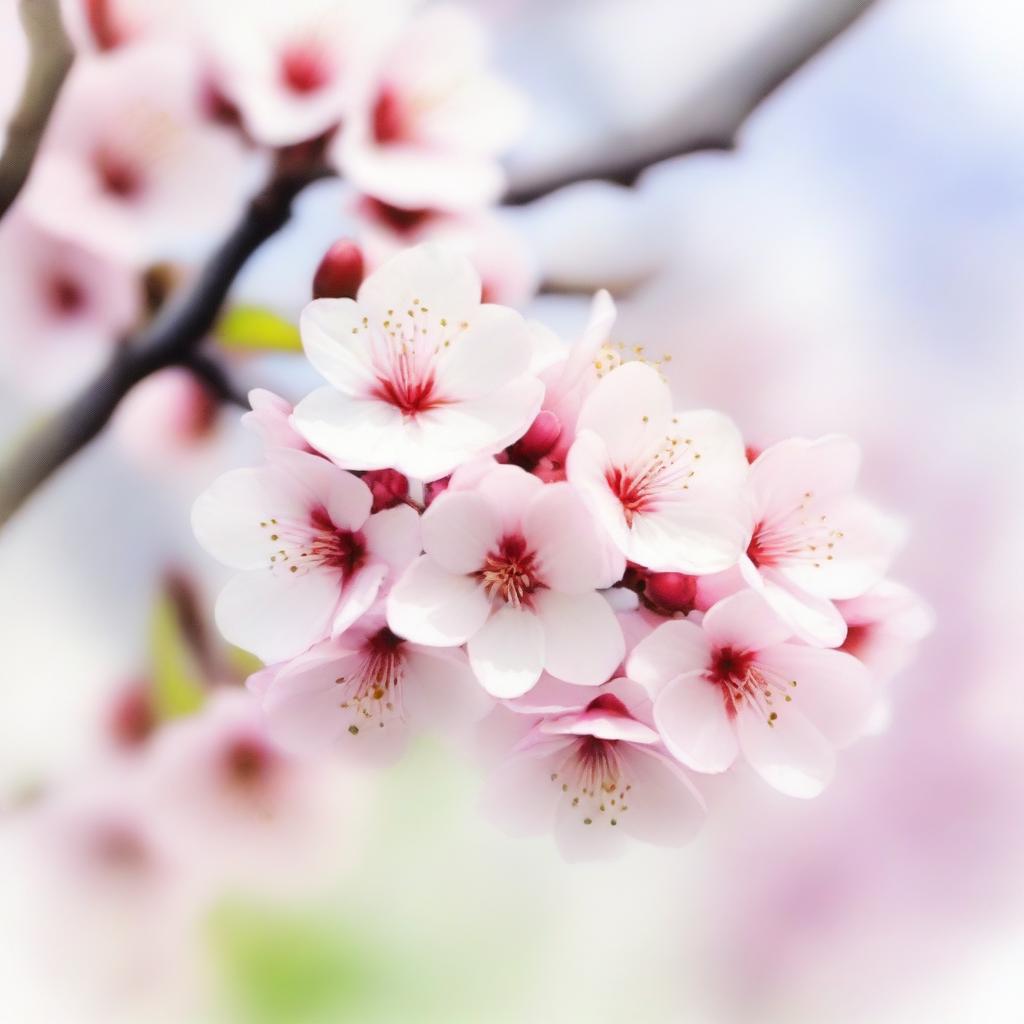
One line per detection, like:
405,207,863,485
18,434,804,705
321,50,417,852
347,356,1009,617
217,305,303,353
148,593,206,720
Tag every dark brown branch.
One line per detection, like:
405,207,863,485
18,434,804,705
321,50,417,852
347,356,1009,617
0,161,330,526
0,0,74,220
503,0,878,205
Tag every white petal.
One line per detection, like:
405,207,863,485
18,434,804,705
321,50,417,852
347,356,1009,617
758,568,848,647
576,362,672,464
191,464,307,570
474,463,543,535
628,501,746,574
421,490,499,574
565,429,631,553
554,784,629,862
668,409,748,496
525,482,622,592
481,738,571,837
437,304,532,400
215,568,339,663
467,606,545,698
270,448,372,531
736,703,834,799
299,298,377,394
332,562,387,637
653,673,738,774
534,590,624,686
386,556,490,646
357,243,480,327
292,386,406,472
626,620,711,695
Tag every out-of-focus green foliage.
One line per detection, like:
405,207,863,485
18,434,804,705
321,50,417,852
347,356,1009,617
208,902,376,1024
148,592,206,720
217,306,303,353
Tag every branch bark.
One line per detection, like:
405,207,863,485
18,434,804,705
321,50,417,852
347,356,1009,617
503,0,878,205
0,161,329,527
0,0,74,221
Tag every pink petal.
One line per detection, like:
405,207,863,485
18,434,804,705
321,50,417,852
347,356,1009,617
474,463,543,534
270,448,373,531
332,562,387,637
626,620,712,695
534,590,624,687
299,298,377,395
628,500,747,574
541,707,659,744
735,703,834,798
386,556,491,646
757,566,849,648
401,647,494,731
480,738,572,837
503,674,595,715
525,482,623,592
754,645,876,748
565,429,631,553
615,745,705,846
215,567,340,663
653,672,738,774
467,606,545,698
701,589,793,651
362,504,421,574
421,490,499,574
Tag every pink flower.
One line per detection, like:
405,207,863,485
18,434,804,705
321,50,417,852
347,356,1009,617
740,436,903,646
293,244,543,481
0,211,139,404
387,464,625,698
836,580,935,681
24,44,251,264
334,5,526,211
192,447,420,663
63,0,188,51
481,678,705,861
567,361,749,573
627,590,876,798
241,388,312,452
195,0,396,147
255,608,492,765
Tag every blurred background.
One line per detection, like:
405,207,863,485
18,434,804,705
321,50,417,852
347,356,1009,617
0,0,1021,1021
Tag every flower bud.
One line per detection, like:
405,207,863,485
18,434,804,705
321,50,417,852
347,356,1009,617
313,240,365,300
362,469,409,512
509,410,562,464
645,572,698,614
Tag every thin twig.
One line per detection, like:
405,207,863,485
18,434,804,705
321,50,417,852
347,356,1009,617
503,0,878,205
0,161,331,526
0,0,74,221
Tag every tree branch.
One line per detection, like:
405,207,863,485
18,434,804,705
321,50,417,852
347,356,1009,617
0,0,74,221
0,161,330,527
503,0,878,205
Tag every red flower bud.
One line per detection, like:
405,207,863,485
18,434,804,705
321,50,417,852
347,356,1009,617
362,469,409,512
313,240,365,300
645,572,698,614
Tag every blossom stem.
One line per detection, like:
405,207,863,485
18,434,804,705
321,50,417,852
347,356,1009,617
0,158,332,527
0,0,74,222
502,0,877,205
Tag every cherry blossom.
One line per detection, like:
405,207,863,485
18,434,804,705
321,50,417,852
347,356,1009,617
62,0,189,51
24,43,251,264
292,244,544,481
482,678,705,860
241,388,313,452
739,436,903,647
837,580,935,681
192,447,419,663
194,0,398,147
255,607,492,765
567,361,749,573
0,211,139,404
334,4,526,211
387,464,625,698
627,590,876,798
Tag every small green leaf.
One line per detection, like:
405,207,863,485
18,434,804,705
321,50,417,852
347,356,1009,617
148,593,206,720
217,305,303,353
225,644,265,682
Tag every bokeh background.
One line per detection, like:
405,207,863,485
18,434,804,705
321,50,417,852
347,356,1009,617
1,0,1021,1021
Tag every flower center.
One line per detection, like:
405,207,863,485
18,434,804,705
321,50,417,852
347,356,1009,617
224,735,275,787
335,627,407,735
549,735,632,828
279,43,333,95
370,366,443,415
840,623,870,657
606,428,701,527
48,273,87,316
746,495,844,571
95,148,143,199
260,506,367,578
372,87,408,144
477,534,543,608
709,645,796,722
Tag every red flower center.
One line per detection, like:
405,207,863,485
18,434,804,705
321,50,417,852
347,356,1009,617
477,534,543,608
372,87,408,144
48,274,87,316
308,506,367,576
279,44,333,95
370,372,444,415
96,149,143,199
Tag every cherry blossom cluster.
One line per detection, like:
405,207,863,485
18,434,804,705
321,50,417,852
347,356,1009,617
0,0,526,405
193,244,931,860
